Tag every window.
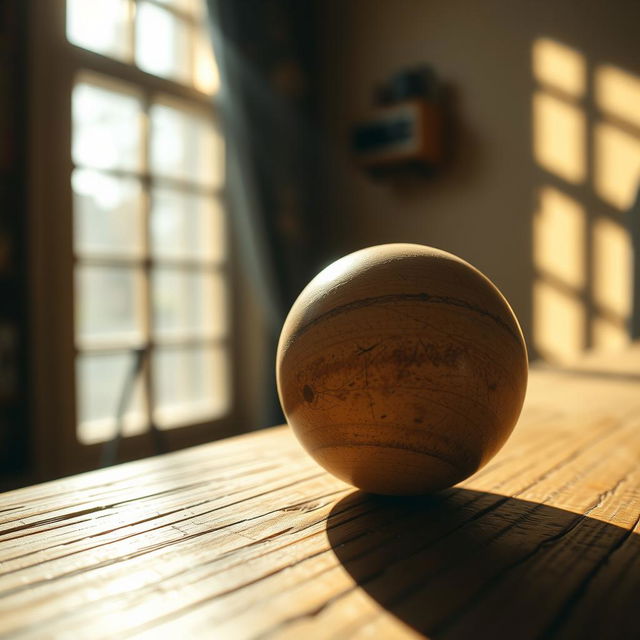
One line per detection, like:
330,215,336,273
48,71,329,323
68,0,229,443
29,0,242,475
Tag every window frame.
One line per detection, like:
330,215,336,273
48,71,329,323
28,0,250,480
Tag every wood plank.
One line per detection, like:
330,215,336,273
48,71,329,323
0,346,639,639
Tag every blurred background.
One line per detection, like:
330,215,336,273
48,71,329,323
0,0,638,488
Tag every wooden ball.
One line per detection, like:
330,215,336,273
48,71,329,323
276,244,528,495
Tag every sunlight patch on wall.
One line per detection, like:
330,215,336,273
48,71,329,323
592,316,630,351
533,38,585,98
593,216,632,319
596,65,640,130
534,187,585,289
533,92,586,184
531,37,640,361
534,280,585,363
594,122,640,211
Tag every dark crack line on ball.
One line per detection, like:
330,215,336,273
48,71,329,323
291,293,522,344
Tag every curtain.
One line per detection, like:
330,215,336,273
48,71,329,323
206,0,326,425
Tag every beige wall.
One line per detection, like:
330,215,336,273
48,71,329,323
316,0,640,361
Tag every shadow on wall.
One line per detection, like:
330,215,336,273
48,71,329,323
531,37,640,363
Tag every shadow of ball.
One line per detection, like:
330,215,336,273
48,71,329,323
276,244,528,495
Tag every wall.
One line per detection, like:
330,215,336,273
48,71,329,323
316,0,640,361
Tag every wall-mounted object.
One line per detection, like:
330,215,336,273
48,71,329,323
352,66,444,175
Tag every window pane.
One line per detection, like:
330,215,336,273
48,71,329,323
76,265,144,344
194,27,219,95
73,169,143,256
149,101,223,188
153,268,226,338
154,0,202,17
77,351,147,444
136,2,192,84
66,0,132,61
73,79,143,171
153,345,229,428
151,187,225,261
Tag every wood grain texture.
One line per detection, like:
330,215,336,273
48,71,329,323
1,346,639,639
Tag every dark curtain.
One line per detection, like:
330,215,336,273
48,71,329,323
0,0,29,481
206,0,327,425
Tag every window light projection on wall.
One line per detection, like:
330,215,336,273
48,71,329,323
67,0,228,444
533,187,586,362
531,37,640,363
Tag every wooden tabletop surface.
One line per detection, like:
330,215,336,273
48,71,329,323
1,346,639,639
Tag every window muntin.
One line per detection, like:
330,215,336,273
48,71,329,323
67,1,229,442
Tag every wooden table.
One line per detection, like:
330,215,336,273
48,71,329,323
1,347,639,639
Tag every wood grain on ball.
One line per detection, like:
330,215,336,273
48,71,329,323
276,244,528,495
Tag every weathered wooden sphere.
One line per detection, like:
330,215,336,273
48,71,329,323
276,244,528,495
